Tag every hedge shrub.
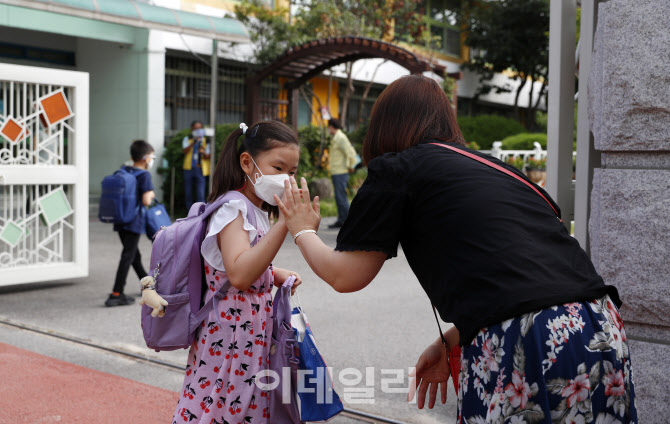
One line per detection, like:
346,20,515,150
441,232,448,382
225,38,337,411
500,132,548,150
456,115,527,150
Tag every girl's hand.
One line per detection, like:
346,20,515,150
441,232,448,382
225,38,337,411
273,267,302,295
274,176,320,237
408,341,451,409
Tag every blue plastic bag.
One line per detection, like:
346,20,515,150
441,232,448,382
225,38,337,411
145,201,171,240
290,295,344,422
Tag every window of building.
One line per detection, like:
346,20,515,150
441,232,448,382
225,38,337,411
338,82,385,132
0,42,75,66
426,0,461,58
164,53,252,141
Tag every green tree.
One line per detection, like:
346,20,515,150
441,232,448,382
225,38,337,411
457,0,549,129
233,1,301,65
234,0,430,127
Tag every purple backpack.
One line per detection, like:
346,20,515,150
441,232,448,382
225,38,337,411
141,191,258,352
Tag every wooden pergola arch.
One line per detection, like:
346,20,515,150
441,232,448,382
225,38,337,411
245,36,460,127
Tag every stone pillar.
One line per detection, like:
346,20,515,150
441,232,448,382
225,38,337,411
588,1,670,421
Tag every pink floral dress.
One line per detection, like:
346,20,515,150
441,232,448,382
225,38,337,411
173,201,274,424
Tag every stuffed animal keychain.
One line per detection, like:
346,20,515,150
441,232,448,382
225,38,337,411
139,276,168,317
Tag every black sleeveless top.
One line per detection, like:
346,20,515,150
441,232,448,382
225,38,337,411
335,141,620,346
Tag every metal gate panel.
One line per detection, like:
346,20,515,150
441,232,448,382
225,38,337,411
0,63,88,286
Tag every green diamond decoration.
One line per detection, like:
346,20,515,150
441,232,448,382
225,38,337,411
38,188,73,226
0,221,24,247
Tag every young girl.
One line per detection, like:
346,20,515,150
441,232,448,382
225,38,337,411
168,120,302,424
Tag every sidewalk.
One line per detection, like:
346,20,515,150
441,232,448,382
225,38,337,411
0,216,457,424
0,343,177,423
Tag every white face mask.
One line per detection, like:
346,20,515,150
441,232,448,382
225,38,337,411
145,154,155,170
247,156,289,206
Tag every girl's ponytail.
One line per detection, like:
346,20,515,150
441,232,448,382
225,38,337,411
208,128,246,202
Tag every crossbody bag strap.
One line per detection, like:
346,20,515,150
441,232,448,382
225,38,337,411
428,142,561,391
433,303,462,394
432,304,449,350
432,303,460,393
429,142,562,222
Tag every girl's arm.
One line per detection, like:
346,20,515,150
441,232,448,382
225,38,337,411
218,212,288,292
276,176,387,293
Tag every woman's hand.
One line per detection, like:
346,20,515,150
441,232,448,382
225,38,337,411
408,341,451,409
274,176,320,237
273,267,302,295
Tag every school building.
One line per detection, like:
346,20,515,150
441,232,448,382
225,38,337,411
0,0,545,199
0,0,545,287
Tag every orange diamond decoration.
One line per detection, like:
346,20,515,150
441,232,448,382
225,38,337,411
0,117,25,144
39,90,73,127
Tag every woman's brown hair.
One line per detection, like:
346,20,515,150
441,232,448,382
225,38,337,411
208,120,299,213
363,74,465,165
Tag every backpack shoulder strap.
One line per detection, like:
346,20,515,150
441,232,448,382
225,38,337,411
119,166,145,178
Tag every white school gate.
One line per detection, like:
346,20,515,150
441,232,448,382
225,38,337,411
0,63,89,286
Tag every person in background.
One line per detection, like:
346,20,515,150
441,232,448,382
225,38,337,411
106,139,155,307
182,120,211,210
327,118,357,229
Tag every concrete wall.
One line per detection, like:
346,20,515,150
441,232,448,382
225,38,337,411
588,1,670,422
77,30,165,199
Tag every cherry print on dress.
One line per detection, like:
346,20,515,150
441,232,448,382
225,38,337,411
173,216,273,423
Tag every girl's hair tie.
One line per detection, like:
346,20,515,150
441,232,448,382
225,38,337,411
240,123,248,134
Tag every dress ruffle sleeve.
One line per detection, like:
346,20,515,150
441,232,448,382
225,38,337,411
201,199,265,271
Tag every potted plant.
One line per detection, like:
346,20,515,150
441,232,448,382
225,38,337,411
465,141,481,150
526,157,547,185
506,156,526,171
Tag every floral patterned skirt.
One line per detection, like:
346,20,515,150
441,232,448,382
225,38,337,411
457,295,637,424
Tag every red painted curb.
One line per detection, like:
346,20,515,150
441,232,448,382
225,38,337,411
0,343,178,424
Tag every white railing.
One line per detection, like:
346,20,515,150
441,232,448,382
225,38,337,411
480,141,547,163
480,141,577,168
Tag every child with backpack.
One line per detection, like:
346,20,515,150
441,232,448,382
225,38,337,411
105,139,155,307
141,121,307,424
